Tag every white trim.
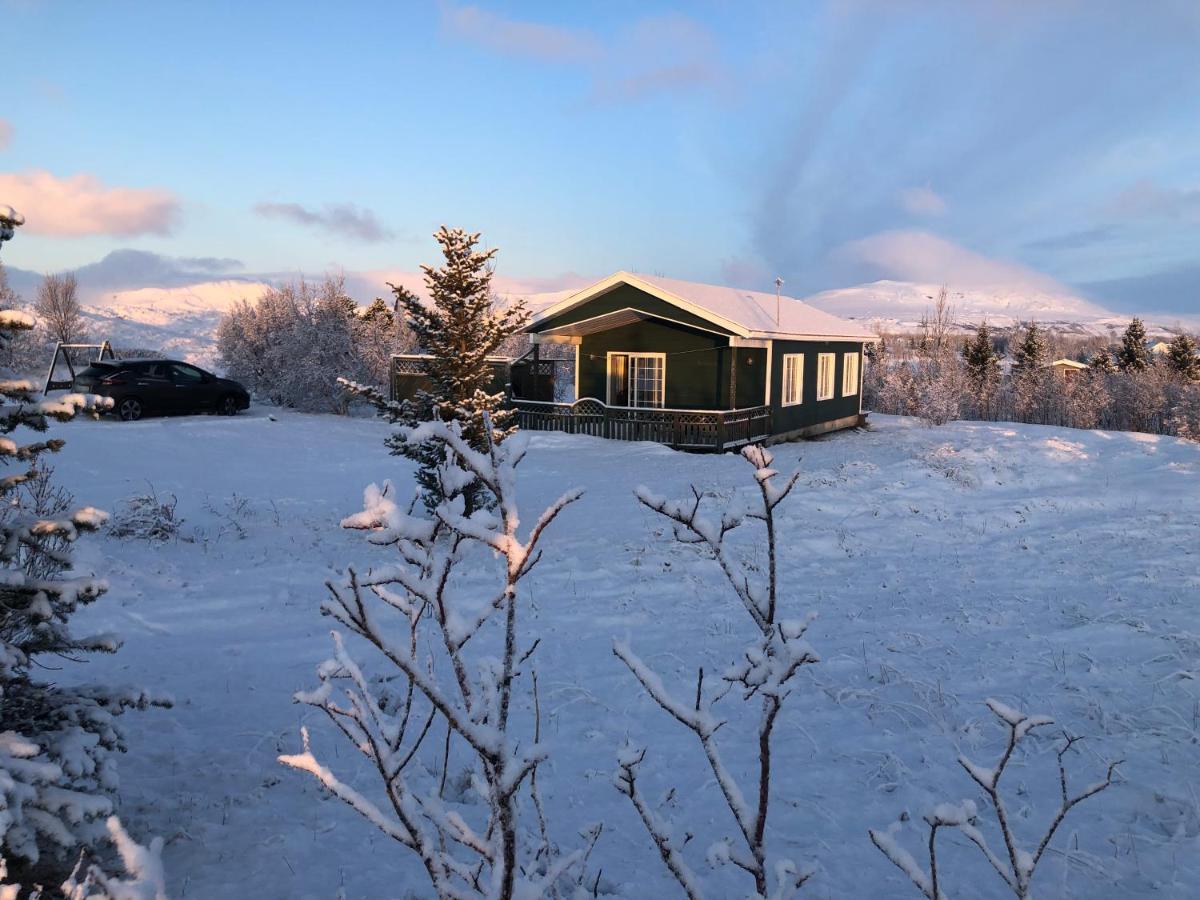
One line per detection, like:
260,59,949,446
763,340,773,407
605,351,666,408
841,351,860,398
781,353,804,407
531,271,751,337
729,337,770,348
517,396,763,415
538,305,732,340
816,353,836,401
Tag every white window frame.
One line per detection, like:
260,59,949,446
842,351,860,397
605,351,666,409
781,353,804,406
817,353,836,401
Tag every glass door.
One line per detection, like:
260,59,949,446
607,353,629,406
630,355,664,408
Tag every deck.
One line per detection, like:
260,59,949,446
512,398,772,452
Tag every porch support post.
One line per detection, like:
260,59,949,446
728,346,737,409
532,340,541,400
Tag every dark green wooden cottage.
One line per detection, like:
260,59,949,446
511,271,875,451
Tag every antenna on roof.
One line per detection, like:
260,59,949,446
774,276,784,326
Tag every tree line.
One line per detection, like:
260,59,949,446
865,294,1200,440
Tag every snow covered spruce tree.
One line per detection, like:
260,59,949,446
281,417,586,899
869,699,1120,900
0,309,165,887
1164,332,1200,381
614,445,818,899
1117,317,1150,373
347,227,529,514
961,322,1000,419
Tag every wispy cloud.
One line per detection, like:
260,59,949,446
899,186,947,217
0,119,12,150
440,2,601,63
1107,180,1200,222
834,229,1070,293
0,169,179,236
441,4,722,104
253,202,394,243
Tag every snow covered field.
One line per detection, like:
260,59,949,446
49,410,1199,898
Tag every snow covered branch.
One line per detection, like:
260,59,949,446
616,445,816,898
283,417,584,900
870,699,1122,900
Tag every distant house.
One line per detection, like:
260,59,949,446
1147,340,1172,356
509,271,875,451
1047,358,1088,380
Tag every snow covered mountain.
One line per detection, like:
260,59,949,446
7,264,1193,372
81,280,272,367
800,279,1175,335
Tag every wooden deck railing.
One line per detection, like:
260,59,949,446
512,398,772,451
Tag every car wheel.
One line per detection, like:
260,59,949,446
218,395,241,416
118,397,144,421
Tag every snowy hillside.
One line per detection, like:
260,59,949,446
53,410,1200,899
802,280,1186,335
81,280,272,367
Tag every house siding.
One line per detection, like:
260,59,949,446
577,319,728,409
534,284,736,337
769,340,864,434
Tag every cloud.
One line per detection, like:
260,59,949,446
1022,225,1124,253
440,2,601,63
0,170,179,237
442,4,721,103
0,119,11,150
1081,261,1200,317
834,229,1070,292
899,186,947,217
1107,180,1200,222
253,202,394,242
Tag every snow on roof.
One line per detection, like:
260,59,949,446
529,271,875,341
1048,358,1088,369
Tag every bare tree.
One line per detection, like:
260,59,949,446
280,417,586,899
870,699,1121,900
35,272,86,345
614,445,818,898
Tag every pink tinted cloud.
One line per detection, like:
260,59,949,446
441,3,602,63
0,169,179,237
836,229,1066,292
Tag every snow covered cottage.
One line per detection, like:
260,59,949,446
509,271,875,451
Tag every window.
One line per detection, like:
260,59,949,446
781,353,804,406
606,353,664,408
842,351,860,397
817,353,836,401
170,363,205,383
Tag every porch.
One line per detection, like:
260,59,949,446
512,397,772,452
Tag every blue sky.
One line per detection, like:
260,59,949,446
2,0,1198,313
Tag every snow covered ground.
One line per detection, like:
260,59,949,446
49,410,1199,898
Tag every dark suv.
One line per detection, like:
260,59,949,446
72,359,251,421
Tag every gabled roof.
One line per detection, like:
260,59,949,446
1048,358,1088,369
526,271,875,342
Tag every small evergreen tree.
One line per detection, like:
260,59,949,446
962,321,1000,415
1010,322,1050,423
0,309,165,883
377,227,528,512
1088,349,1117,374
1164,333,1200,381
1117,317,1150,372
1010,321,1047,375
